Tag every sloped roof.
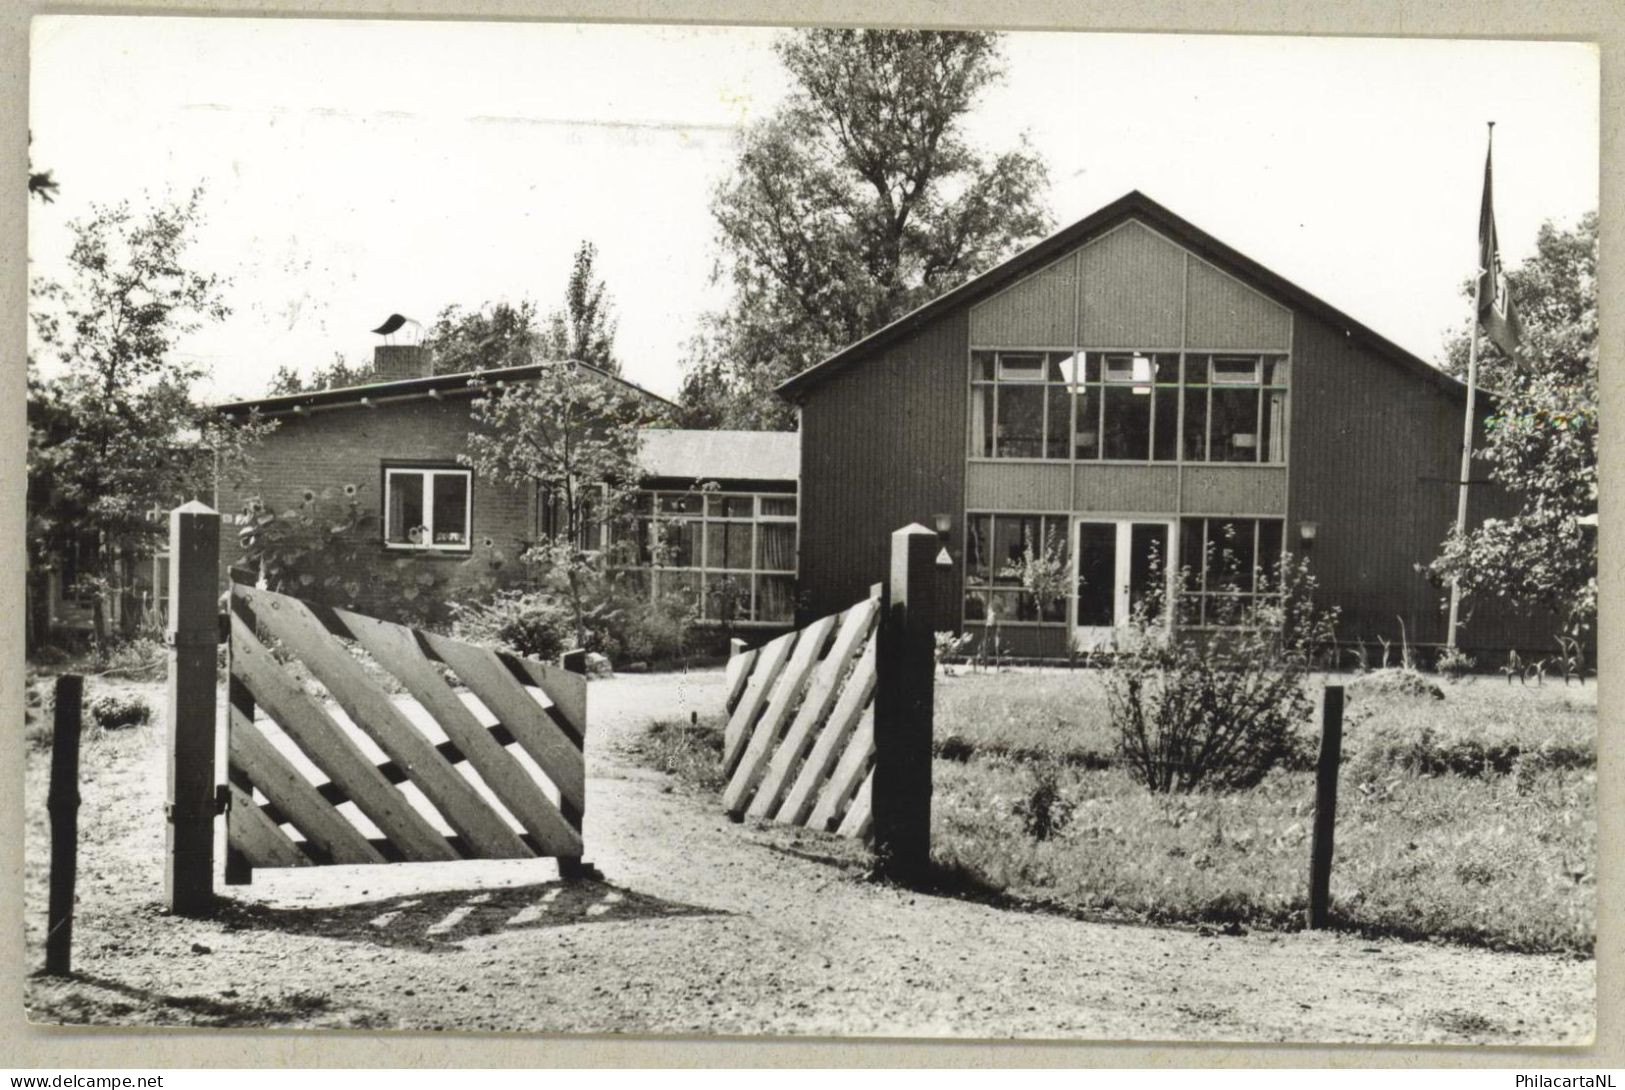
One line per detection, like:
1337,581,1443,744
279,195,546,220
776,190,1467,402
637,428,799,483
216,358,676,418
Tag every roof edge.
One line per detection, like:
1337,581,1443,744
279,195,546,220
775,190,1467,403
216,358,678,417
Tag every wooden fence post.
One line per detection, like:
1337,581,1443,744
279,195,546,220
45,674,84,975
1306,684,1345,930
557,648,589,880
166,501,221,916
872,523,938,884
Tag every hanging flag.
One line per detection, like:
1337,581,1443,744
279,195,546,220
1477,130,1523,358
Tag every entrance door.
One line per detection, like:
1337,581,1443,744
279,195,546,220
1073,518,1175,650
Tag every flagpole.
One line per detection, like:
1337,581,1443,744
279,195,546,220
1446,122,1492,651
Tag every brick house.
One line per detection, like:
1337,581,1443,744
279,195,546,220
215,346,800,629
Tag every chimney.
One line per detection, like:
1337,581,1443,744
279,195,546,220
373,344,433,382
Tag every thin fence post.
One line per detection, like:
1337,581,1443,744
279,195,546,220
166,501,221,916
872,523,938,884
223,567,255,887
557,648,589,880
45,674,84,975
1307,684,1345,930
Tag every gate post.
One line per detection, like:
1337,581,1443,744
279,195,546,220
1306,684,1346,930
872,523,938,884
166,501,221,916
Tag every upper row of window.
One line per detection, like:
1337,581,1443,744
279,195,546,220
970,350,1289,464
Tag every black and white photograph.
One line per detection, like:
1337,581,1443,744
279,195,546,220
15,13,1601,1048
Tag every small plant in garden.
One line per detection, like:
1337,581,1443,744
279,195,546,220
1435,645,1476,680
1013,758,1075,841
90,692,151,730
1554,636,1586,686
1347,639,1370,674
1105,547,1337,794
1500,649,1523,685
999,525,1071,621
934,630,974,677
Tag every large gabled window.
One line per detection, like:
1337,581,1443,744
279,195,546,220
383,465,472,551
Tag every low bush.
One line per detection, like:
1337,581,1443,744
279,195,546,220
1350,667,1444,702
1106,551,1335,793
90,692,152,731
97,636,167,681
613,590,699,666
636,716,726,793
449,590,575,662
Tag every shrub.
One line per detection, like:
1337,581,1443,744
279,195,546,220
612,588,698,665
1350,667,1444,702
1013,758,1075,841
448,589,575,661
1106,550,1336,793
637,716,726,792
98,636,166,681
90,692,152,731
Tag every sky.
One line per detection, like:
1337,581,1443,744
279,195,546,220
28,18,1598,403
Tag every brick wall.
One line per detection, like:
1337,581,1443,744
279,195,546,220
218,394,534,618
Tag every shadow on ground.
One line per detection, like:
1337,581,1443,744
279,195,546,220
26,970,392,1030
215,879,723,951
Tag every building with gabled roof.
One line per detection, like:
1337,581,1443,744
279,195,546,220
778,191,1548,657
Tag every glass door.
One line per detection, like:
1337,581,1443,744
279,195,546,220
1073,518,1176,650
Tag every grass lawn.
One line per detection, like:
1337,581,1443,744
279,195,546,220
930,668,1596,955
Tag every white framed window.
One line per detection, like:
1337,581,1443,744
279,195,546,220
384,466,472,551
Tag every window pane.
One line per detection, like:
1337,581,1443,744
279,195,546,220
1155,353,1181,383
1052,352,1083,384
1209,387,1261,462
1178,518,1206,593
706,522,753,570
1208,519,1256,590
706,493,751,518
1262,390,1287,462
988,590,1037,624
992,515,1039,584
657,570,701,605
660,492,697,514
1076,522,1116,627
1152,385,1179,461
657,518,699,567
386,471,426,544
755,575,795,623
1258,520,1284,588
964,588,989,623
1040,515,1071,564
995,384,1044,458
973,352,996,381
759,495,797,518
1212,355,1261,383
1102,385,1152,460
966,515,992,584
431,474,468,545
1182,386,1208,461
1045,385,1071,460
997,353,1045,381
972,385,994,457
704,573,750,624
1072,388,1099,459
757,523,796,571
1183,354,1210,383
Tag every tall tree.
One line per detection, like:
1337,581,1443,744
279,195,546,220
543,240,620,374
680,28,1051,429
424,299,542,375
461,360,657,645
28,187,271,648
1427,212,1598,635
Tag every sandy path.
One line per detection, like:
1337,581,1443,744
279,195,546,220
23,669,1594,1042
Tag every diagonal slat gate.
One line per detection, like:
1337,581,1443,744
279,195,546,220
721,589,881,838
224,584,588,883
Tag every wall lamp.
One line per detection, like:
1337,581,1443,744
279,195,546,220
1298,520,1320,549
933,513,955,567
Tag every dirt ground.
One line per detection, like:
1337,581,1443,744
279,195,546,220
22,668,1594,1043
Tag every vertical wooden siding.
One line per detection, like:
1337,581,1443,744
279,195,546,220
1078,221,1186,347
798,310,969,628
1288,312,1547,650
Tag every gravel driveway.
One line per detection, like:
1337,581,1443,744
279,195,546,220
23,668,1594,1043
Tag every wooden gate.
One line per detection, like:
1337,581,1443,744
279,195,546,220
224,584,588,882
720,589,881,838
